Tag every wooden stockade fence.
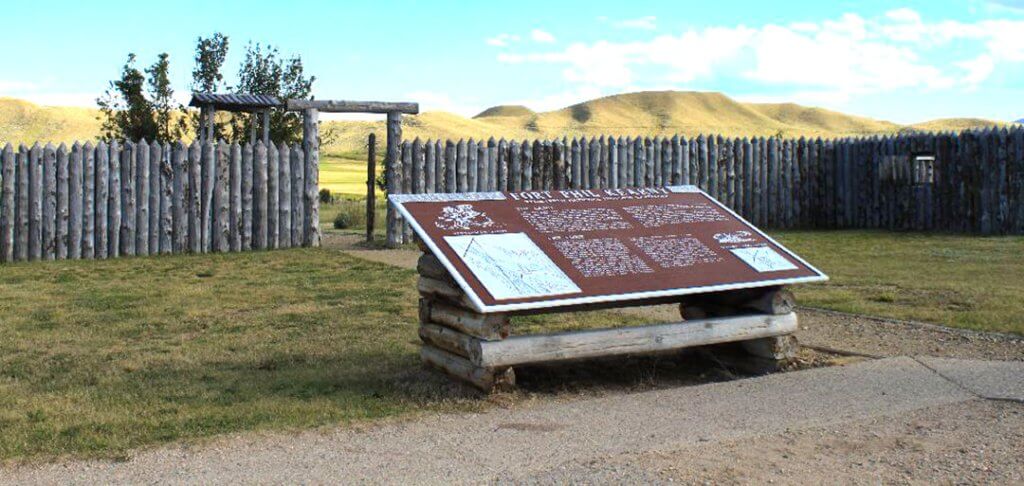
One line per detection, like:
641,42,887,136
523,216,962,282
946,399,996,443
386,127,1024,245
0,139,320,263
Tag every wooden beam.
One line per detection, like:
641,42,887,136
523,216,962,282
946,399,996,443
420,345,515,392
474,312,798,368
286,99,419,114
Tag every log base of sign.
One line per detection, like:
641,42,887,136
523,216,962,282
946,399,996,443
416,250,800,391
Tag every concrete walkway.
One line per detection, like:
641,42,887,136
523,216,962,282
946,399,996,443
4,356,1021,484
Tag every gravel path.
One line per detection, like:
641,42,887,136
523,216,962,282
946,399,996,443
5,357,1021,484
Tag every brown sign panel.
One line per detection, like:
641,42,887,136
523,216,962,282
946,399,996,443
392,186,827,314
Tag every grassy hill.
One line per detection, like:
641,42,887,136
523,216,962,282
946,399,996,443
0,97,103,146
1,91,1010,155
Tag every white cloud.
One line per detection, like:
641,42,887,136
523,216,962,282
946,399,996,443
486,33,520,47
615,16,657,30
531,29,556,43
404,90,480,117
507,85,604,112
499,9,1024,99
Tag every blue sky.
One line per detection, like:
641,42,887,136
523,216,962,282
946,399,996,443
2,0,1023,123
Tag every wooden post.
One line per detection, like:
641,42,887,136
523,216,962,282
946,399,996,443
465,139,476,192
15,146,27,261
497,139,508,191
478,139,489,191
69,142,83,259
42,143,56,260
148,141,160,253
216,142,231,252
136,139,149,256
303,108,320,247
27,143,42,261
200,140,214,253
268,141,279,249
159,143,173,254
95,142,109,259
385,111,402,248
108,141,121,258
291,144,305,246
242,142,254,251
521,139,532,191
172,142,187,253
487,137,498,191
366,134,377,243
81,142,95,260
1,144,14,262
255,141,269,249
261,109,271,147
401,141,413,243
230,142,242,251
188,141,202,253
278,143,292,248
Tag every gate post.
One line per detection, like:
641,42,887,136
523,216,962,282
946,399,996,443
386,111,403,248
302,108,320,247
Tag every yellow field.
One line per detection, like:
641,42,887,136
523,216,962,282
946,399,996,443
321,155,373,196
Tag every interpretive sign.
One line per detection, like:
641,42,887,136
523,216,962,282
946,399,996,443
391,186,827,313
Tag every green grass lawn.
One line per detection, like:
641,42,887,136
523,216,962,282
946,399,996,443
321,153,372,197
773,230,1024,335
0,249,648,462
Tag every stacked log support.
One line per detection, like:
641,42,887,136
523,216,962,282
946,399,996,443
678,286,799,370
415,250,515,392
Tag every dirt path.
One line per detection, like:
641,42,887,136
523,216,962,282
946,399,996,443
4,357,1021,484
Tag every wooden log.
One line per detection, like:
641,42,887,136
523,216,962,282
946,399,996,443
521,139,533,191
454,139,467,193
615,136,627,188
570,138,581,189
465,138,477,192
95,142,109,259
187,142,202,253
200,141,214,253
255,141,268,249
158,143,172,254
268,140,279,249
419,322,480,359
148,141,160,253
634,137,646,188
436,139,446,192
15,146,28,260
108,142,121,258
286,99,418,114
420,299,510,341
278,142,292,248
228,143,242,251
291,144,305,247
401,141,413,243
216,142,231,252
441,140,454,193
27,143,42,260
740,335,798,360
420,345,515,392
242,143,254,251
68,142,83,259
662,137,674,186
417,277,476,311
422,137,434,194
508,140,521,191
477,140,489,192
81,141,96,259
416,252,454,282
0,144,14,262
135,140,149,256
474,312,798,368
172,142,187,253
366,135,377,243
487,138,498,191
412,138,425,195
42,143,56,260
385,112,402,247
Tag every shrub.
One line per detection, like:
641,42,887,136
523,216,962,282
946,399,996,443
319,188,334,204
332,200,366,229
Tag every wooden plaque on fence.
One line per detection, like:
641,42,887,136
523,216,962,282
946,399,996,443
391,186,827,313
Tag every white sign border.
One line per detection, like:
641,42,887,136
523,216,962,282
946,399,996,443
391,186,829,314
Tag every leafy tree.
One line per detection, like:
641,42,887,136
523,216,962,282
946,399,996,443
180,33,230,140
97,54,158,141
229,42,315,145
146,53,179,142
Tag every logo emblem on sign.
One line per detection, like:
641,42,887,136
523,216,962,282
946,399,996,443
436,204,497,231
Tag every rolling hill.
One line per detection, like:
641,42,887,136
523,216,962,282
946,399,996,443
1,92,1010,155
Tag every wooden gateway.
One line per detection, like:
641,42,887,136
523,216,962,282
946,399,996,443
391,187,827,391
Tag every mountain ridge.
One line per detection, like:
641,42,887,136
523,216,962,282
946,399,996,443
0,92,1010,154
